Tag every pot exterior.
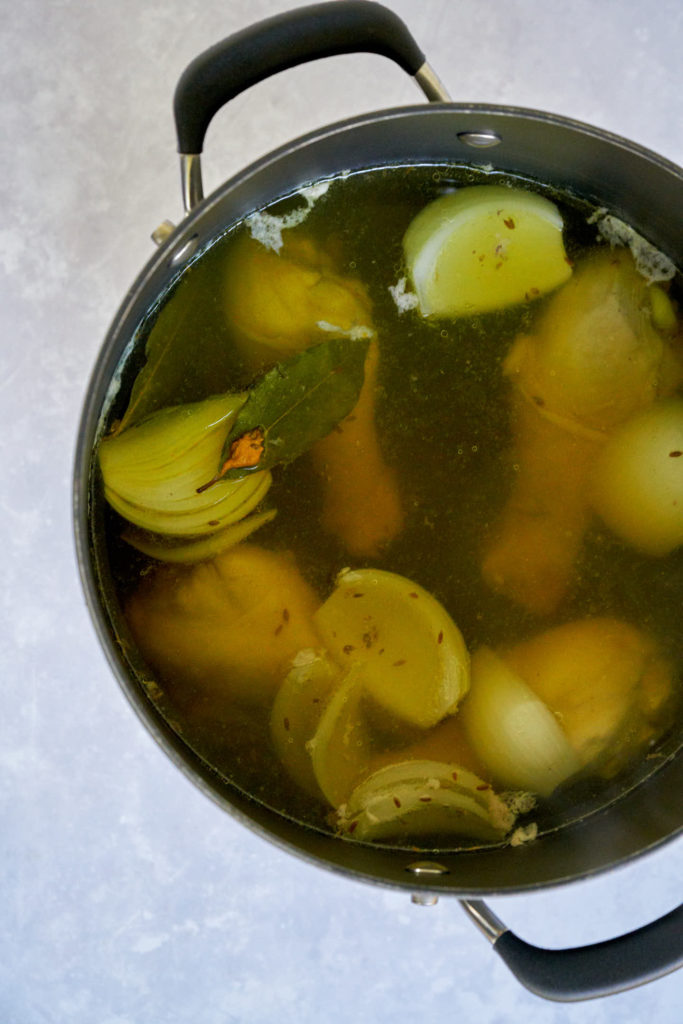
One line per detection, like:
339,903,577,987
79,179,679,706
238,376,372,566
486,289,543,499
74,103,683,896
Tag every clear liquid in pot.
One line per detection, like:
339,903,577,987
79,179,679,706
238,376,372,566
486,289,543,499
95,164,683,851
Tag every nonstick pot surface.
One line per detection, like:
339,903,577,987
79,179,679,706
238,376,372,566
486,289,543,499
75,103,683,897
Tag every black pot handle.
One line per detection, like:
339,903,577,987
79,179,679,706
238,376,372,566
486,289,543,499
461,898,683,1001
173,1,449,211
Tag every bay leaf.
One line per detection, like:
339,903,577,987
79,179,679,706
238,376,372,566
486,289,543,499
116,274,198,433
116,255,244,434
213,336,370,481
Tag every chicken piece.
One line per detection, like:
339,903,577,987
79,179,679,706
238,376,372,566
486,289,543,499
482,396,600,615
125,543,321,711
482,248,681,614
311,337,404,557
368,711,485,778
501,617,673,773
225,234,373,366
224,232,404,557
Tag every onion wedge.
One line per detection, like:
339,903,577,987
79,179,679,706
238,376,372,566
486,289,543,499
314,568,469,728
462,647,581,796
337,759,515,842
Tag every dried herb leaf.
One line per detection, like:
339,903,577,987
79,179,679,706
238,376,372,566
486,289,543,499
116,277,198,433
116,260,242,434
209,337,370,483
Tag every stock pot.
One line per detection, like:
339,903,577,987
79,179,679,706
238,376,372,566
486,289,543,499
73,1,683,1001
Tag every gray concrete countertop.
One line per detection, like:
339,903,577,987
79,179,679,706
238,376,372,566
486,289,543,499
1,1,681,1021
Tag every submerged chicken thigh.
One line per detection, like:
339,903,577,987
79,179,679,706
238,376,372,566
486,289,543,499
482,248,681,614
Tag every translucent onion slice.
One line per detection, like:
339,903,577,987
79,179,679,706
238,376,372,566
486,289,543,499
105,469,261,517
99,393,246,505
337,759,515,842
270,649,342,799
313,568,469,728
122,507,277,563
403,185,571,318
103,469,272,536
591,398,683,556
461,647,581,797
99,391,274,538
308,665,374,807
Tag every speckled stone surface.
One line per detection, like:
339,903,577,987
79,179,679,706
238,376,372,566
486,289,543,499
1,1,682,1021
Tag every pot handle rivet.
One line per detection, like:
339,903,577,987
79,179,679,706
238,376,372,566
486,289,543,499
457,130,503,148
151,220,176,247
168,233,200,268
406,860,449,876
411,893,439,906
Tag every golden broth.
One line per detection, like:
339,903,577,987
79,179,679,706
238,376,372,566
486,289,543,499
98,164,683,849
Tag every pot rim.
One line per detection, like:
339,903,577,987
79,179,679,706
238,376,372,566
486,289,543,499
74,98,683,898
188,97,683,224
